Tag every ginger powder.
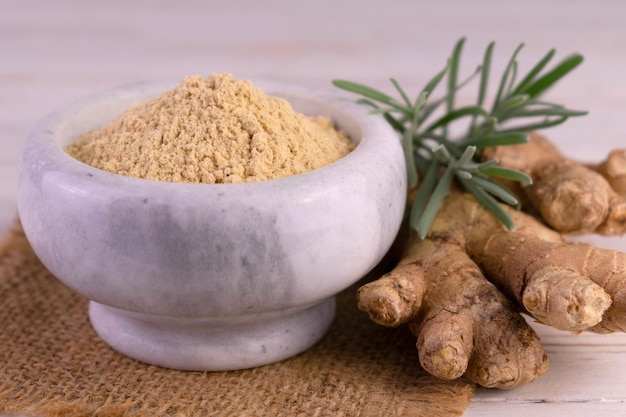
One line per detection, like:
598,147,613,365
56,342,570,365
66,73,354,183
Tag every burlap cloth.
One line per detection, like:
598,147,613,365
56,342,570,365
0,222,475,417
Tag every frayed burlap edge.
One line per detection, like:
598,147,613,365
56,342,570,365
0,220,475,417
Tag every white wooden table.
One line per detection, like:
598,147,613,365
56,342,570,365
2,1,626,415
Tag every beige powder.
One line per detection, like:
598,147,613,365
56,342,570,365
66,73,354,184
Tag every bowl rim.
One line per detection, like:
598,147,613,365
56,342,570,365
24,77,403,197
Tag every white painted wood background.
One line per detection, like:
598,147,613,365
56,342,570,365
2,1,626,415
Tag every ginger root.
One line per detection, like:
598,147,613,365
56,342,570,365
358,192,626,388
482,132,626,235
596,149,626,198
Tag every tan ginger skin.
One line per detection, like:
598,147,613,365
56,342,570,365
596,149,626,197
358,193,626,389
482,132,626,235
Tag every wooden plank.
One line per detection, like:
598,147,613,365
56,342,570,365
465,402,626,417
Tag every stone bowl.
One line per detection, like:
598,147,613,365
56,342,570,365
16,79,407,371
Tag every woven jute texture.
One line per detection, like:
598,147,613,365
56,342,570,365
0,222,475,417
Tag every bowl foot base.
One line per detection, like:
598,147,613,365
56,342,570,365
88,297,336,371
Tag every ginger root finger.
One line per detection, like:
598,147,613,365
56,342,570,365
483,132,626,235
522,265,611,331
597,149,626,198
434,192,625,333
528,162,621,234
356,264,426,327
464,309,547,389
413,311,474,381
553,243,626,333
472,232,613,332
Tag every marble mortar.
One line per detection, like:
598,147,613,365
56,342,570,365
17,79,407,371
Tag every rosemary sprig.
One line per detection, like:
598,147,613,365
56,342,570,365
333,38,587,239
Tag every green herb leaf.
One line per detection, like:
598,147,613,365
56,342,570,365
477,42,495,108
447,38,466,114
457,145,477,165
493,43,525,110
523,53,584,98
460,132,528,148
425,106,489,132
423,62,450,96
432,144,453,163
410,159,439,228
402,126,419,188
461,178,516,230
506,107,588,118
333,80,409,114
420,65,481,124
416,165,455,239
512,48,556,95
468,175,519,206
383,114,406,133
496,94,530,116
497,116,569,133
462,159,500,172
390,78,413,109
480,165,533,184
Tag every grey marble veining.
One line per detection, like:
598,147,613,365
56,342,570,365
17,79,407,371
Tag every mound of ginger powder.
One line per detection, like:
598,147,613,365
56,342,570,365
66,73,355,184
